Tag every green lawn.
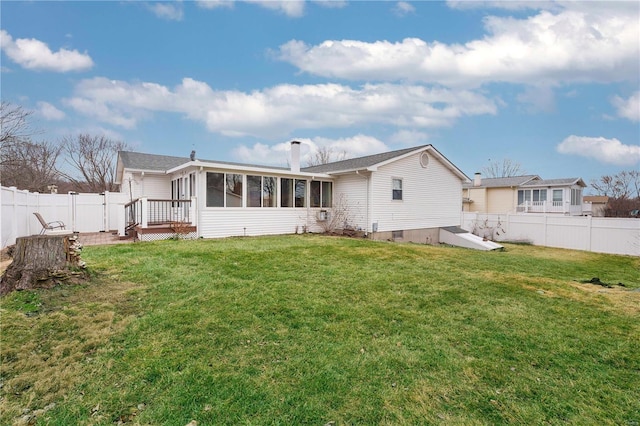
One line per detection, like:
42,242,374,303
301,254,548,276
1,235,639,425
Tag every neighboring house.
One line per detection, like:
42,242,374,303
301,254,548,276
582,196,609,217
115,143,470,244
463,173,586,215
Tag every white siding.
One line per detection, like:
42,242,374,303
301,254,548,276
199,208,320,238
370,151,462,232
333,174,369,231
194,168,328,239
123,171,170,200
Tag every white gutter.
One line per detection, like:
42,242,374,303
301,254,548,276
167,160,332,179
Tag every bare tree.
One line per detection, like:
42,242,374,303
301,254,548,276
306,146,348,167
591,170,640,217
60,134,128,192
1,102,36,159
0,140,62,192
482,158,526,178
591,170,640,200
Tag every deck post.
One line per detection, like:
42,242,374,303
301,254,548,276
190,196,197,227
141,198,148,228
118,205,126,237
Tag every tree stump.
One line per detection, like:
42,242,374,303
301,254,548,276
0,234,86,296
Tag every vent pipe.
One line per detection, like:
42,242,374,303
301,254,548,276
474,172,482,187
290,141,301,173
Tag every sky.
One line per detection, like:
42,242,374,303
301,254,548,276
1,0,638,191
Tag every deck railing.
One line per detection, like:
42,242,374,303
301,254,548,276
517,200,581,214
123,198,195,231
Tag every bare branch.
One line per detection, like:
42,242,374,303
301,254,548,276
306,146,349,167
0,102,35,158
60,134,128,192
0,140,62,191
481,158,526,178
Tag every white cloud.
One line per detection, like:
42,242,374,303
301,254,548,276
611,91,640,122
232,135,388,166
37,101,65,121
64,77,497,137
312,0,347,9
446,1,559,11
148,1,184,21
277,6,639,87
557,135,640,166
0,30,93,72
394,2,415,17
389,129,429,145
245,0,305,17
196,0,235,10
516,85,555,113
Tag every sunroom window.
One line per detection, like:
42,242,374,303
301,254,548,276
247,175,276,207
206,172,225,207
310,181,332,208
225,174,243,207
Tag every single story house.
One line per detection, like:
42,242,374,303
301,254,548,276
582,195,609,217
115,143,472,244
463,173,586,215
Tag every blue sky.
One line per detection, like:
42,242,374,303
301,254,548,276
1,0,638,190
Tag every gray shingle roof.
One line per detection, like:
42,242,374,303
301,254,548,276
462,175,540,188
118,151,189,171
302,145,430,173
521,178,586,187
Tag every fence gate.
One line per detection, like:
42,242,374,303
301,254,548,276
71,193,106,233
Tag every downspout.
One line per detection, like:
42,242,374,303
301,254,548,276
355,170,370,236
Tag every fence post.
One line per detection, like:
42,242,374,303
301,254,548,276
11,187,18,245
103,191,109,232
586,215,592,252
141,198,148,228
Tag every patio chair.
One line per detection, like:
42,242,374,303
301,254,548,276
33,212,67,234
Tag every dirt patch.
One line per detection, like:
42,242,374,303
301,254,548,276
568,281,640,316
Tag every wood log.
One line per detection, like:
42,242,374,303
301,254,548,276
0,234,86,296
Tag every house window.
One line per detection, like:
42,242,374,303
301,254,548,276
247,175,276,207
553,189,563,206
263,177,276,207
281,178,309,208
189,173,196,198
247,175,262,207
206,172,224,207
322,181,332,208
310,181,321,207
295,179,306,207
392,230,404,240
532,189,547,202
171,178,179,200
310,180,332,208
571,188,582,206
225,174,243,207
392,178,403,200
281,178,293,207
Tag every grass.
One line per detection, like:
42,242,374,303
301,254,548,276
1,235,639,425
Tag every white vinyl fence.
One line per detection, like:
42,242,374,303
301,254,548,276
1,186,129,248
462,212,640,256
